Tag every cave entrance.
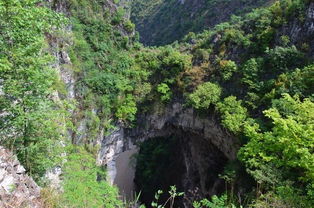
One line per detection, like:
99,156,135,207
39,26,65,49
133,126,228,207
134,135,185,207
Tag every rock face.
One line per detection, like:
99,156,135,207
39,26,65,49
98,102,239,206
43,1,314,206
0,147,42,208
128,103,239,159
277,2,314,57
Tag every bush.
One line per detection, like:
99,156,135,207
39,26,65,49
219,60,238,81
216,96,248,134
157,83,172,102
193,195,229,208
62,146,122,208
265,46,305,74
115,94,137,121
189,82,222,109
124,20,135,33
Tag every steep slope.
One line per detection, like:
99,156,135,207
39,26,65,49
0,147,42,208
131,0,271,45
116,0,314,206
0,0,313,207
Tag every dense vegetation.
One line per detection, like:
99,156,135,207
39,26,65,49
133,0,314,206
0,0,313,207
0,0,67,182
130,0,270,45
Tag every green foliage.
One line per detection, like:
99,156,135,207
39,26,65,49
130,0,268,45
62,146,122,208
135,46,191,84
157,83,172,102
265,46,305,74
249,185,313,208
189,82,222,109
249,191,291,208
0,0,66,180
238,94,314,202
67,0,150,125
157,47,192,84
194,48,211,62
274,64,314,98
193,195,232,208
219,60,238,81
241,58,263,90
1,0,313,207
151,186,184,208
124,19,135,33
112,7,125,25
115,94,137,121
133,46,191,104
216,96,248,134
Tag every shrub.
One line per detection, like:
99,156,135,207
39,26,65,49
124,20,135,33
194,48,210,62
115,94,137,121
62,146,122,208
219,60,238,81
193,195,229,208
265,46,305,74
189,82,222,109
216,96,248,134
157,83,172,102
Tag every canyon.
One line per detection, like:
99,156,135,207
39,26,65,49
0,0,313,207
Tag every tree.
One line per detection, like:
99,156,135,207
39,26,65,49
219,60,238,81
216,96,248,134
241,58,262,90
157,83,172,102
238,94,314,201
62,146,122,208
265,46,305,74
189,82,222,109
115,94,137,122
0,0,66,180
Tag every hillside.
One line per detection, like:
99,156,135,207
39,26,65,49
130,0,271,45
0,0,313,208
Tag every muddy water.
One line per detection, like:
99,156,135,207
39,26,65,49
114,148,138,201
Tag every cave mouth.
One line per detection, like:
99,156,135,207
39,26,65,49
134,135,185,207
134,126,228,207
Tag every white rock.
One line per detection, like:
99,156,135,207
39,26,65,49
0,175,15,193
16,165,25,174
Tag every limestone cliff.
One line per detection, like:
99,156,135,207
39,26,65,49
0,147,42,208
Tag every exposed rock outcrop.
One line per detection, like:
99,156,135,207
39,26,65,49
0,147,42,208
277,2,314,57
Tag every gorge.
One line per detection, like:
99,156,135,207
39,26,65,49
0,0,313,208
